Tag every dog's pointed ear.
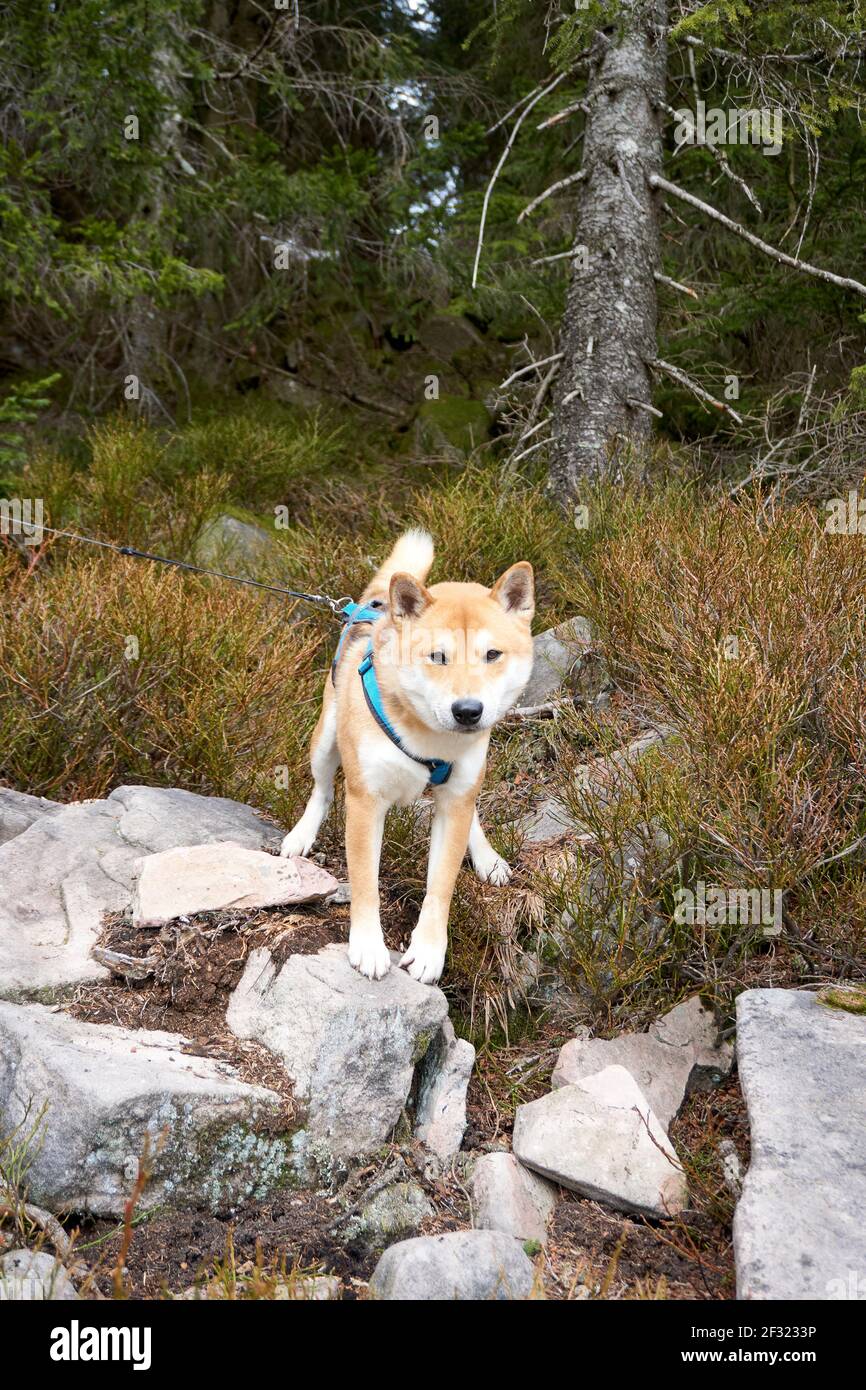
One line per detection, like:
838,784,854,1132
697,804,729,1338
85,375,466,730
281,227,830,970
490,561,535,623
390,571,433,620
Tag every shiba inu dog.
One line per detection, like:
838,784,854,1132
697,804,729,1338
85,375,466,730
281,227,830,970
280,530,535,983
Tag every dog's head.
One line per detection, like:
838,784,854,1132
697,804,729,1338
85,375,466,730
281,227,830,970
376,563,535,734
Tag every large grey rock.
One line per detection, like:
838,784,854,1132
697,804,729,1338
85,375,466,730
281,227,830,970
513,1066,688,1219
0,788,59,846
519,616,610,708
107,785,282,856
734,989,866,1301
552,995,733,1131
0,1002,292,1217
471,1152,557,1245
0,1250,79,1301
553,1033,686,1132
413,1019,475,1160
0,785,280,1002
226,944,449,1160
132,842,338,926
368,1230,536,1301
194,513,276,576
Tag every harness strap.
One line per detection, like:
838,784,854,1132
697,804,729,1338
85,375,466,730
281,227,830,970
331,602,452,785
331,600,386,684
358,645,452,786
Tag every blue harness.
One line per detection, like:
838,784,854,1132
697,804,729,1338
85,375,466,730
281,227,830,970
333,601,452,787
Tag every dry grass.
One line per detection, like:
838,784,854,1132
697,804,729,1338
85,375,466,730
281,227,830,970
533,484,866,1029
2,413,864,1042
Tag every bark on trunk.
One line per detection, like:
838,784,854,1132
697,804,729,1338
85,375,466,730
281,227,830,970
125,41,185,419
550,1,668,502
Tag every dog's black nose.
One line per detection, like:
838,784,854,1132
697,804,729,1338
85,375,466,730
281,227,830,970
452,698,483,727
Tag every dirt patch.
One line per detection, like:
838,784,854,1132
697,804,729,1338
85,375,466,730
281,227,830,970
67,1070,745,1301
73,1145,473,1300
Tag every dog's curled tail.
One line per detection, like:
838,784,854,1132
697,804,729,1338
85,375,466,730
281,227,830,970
370,528,434,591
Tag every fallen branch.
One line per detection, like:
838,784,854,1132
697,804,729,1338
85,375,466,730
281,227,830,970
649,173,866,298
91,947,156,981
473,72,567,288
503,699,569,721
650,357,745,425
517,168,586,223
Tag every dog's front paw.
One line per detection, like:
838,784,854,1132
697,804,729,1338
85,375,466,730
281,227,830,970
472,850,512,886
348,930,391,980
280,828,314,858
400,930,446,986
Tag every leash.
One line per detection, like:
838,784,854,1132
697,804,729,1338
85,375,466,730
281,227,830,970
28,522,454,785
29,524,352,616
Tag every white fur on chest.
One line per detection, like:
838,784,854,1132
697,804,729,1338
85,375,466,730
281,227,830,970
356,728,486,805
357,729,431,804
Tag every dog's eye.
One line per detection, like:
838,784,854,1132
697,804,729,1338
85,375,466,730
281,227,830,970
429,651,448,665
485,649,502,663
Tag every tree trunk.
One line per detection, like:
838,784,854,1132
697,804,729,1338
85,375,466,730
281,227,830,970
550,1,667,502
125,40,185,419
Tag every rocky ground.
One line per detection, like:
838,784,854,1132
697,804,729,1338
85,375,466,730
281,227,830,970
1,619,864,1301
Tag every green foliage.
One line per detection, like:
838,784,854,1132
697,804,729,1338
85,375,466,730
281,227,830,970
0,374,61,475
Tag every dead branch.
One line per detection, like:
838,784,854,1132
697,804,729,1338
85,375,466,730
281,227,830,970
517,168,586,223
650,357,745,425
649,173,866,298
91,947,157,981
627,397,664,419
0,1202,72,1259
499,352,563,392
473,72,567,288
661,82,762,214
537,99,589,130
533,244,587,266
507,436,553,466
654,270,698,300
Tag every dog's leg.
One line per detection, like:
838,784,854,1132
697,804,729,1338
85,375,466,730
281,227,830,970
280,699,340,858
468,807,512,886
345,788,391,980
401,790,475,985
